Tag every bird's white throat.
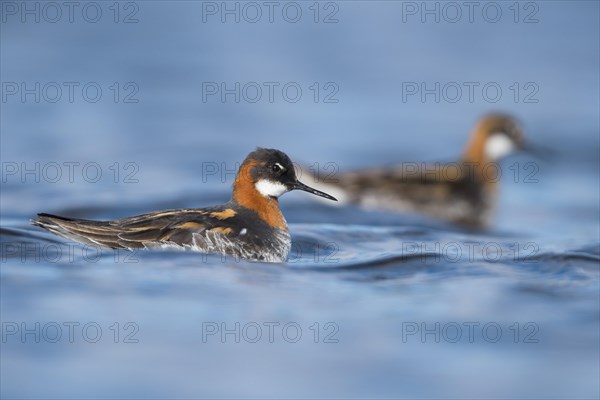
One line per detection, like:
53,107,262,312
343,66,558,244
485,133,515,160
256,180,288,198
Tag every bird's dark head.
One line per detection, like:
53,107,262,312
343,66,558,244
235,148,337,201
464,114,528,162
478,114,526,160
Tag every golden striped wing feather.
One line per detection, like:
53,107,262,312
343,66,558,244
33,208,237,250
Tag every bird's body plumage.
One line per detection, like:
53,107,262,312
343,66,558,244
331,160,497,228
33,204,292,262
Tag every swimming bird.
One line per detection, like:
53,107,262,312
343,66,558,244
302,114,530,229
32,148,337,262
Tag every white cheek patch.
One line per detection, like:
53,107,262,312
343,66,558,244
256,179,288,198
485,133,515,160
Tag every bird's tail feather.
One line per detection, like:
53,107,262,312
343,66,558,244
32,213,126,249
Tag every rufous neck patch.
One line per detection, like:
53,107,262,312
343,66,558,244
233,161,287,230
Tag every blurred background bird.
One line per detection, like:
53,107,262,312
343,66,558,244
300,114,534,229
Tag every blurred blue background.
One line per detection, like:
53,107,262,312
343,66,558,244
1,1,599,399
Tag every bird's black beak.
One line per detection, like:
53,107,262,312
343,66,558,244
291,181,337,201
521,142,554,161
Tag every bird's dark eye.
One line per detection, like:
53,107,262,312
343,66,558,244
272,164,282,173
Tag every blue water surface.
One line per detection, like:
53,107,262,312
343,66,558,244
1,1,599,398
